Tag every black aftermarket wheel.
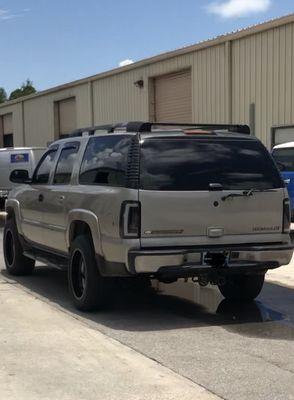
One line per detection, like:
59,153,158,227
68,235,110,311
218,273,265,301
3,218,35,276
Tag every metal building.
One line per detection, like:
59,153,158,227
1,14,294,149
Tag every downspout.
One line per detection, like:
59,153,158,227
225,40,233,124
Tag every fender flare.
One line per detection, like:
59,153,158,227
66,209,103,256
5,199,23,236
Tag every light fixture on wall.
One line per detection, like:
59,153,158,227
134,79,144,89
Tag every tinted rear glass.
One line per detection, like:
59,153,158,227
272,148,294,172
140,138,282,191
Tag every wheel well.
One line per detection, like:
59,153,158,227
69,221,92,245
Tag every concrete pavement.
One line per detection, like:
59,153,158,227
0,274,220,400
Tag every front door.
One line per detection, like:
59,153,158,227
19,147,59,246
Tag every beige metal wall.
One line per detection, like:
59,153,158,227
232,22,294,147
0,103,23,147
22,84,91,146
92,44,228,126
1,18,294,149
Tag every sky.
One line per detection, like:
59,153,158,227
0,0,294,95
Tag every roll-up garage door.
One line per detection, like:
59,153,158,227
3,113,13,135
57,97,76,137
154,70,192,123
1,113,13,147
271,126,294,148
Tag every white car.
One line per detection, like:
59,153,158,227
0,147,46,209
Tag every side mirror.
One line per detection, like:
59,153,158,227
10,169,31,184
284,178,291,186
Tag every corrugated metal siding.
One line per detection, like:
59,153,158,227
0,104,23,146
23,84,90,146
2,20,294,148
92,45,227,125
154,70,192,122
193,45,228,123
232,22,294,146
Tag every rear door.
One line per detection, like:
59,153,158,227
41,142,80,252
139,137,285,247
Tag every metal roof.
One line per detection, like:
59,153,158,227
1,13,294,109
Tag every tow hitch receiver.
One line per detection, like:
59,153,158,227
202,251,230,267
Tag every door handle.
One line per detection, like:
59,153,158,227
57,195,65,203
38,194,44,202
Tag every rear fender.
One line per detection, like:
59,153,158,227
66,209,103,256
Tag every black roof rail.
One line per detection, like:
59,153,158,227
68,121,251,137
126,122,251,135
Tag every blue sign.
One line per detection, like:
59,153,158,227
11,153,29,163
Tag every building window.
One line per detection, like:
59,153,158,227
54,97,76,139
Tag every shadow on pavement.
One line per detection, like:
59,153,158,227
1,265,293,340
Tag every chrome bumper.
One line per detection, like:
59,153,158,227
128,243,294,275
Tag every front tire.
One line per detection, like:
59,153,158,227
218,273,265,301
3,218,35,276
68,235,110,311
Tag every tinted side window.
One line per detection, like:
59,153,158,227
33,149,58,184
54,144,79,185
79,135,131,187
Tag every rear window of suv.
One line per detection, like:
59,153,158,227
140,138,282,191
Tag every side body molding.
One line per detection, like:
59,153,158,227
6,199,23,235
66,209,103,256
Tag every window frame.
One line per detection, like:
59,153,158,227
32,146,59,185
52,142,80,186
78,135,132,188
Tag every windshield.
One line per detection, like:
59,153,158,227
140,138,283,191
272,148,294,172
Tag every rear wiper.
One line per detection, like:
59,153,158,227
222,188,277,202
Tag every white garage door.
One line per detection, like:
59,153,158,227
154,70,192,123
273,126,294,147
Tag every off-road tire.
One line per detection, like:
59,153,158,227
218,273,265,301
3,218,35,276
68,235,110,311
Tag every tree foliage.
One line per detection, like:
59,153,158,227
0,87,7,104
9,79,36,101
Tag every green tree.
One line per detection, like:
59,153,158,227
0,87,7,104
9,79,36,101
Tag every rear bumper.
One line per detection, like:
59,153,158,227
128,243,294,277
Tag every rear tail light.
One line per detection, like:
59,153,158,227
120,201,141,238
283,199,291,233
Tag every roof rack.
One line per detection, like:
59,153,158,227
69,121,251,137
